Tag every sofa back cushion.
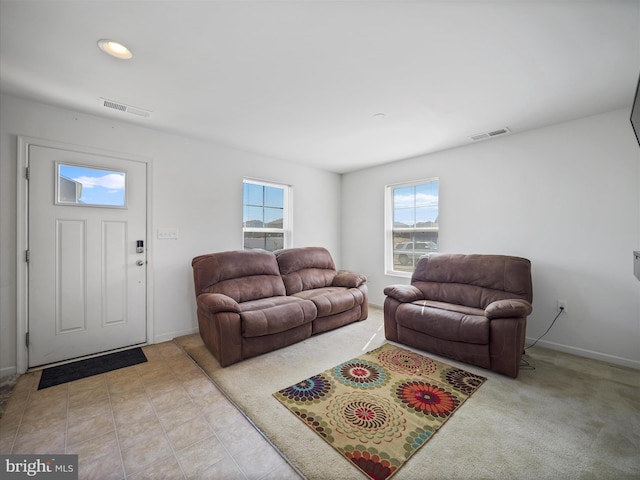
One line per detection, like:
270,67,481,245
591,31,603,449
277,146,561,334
275,247,337,295
192,249,286,303
411,253,532,309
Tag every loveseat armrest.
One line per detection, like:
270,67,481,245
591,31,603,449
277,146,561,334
196,293,241,314
333,270,367,288
485,299,532,319
383,284,424,303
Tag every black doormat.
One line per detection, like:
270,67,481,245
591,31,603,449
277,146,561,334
38,347,147,390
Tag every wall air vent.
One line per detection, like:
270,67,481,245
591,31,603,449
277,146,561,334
470,127,511,141
100,98,152,118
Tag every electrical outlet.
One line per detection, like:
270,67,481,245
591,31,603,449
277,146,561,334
557,300,568,313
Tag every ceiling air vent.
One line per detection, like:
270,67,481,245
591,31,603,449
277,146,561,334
101,98,152,118
470,127,511,141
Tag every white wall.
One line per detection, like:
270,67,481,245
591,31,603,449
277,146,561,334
2,95,638,374
0,93,342,376
341,109,640,369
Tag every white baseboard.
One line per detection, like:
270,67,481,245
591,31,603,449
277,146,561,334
525,336,640,370
154,326,199,344
0,366,18,378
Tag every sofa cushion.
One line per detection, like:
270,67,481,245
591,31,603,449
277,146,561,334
412,281,522,311
275,247,337,294
412,254,533,308
292,286,364,317
192,249,286,302
313,307,363,334
383,284,423,303
240,297,316,338
396,300,489,344
333,271,367,288
485,299,533,319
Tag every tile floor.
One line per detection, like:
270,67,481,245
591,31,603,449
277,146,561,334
0,341,303,480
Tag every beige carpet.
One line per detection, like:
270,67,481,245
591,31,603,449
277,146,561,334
175,307,640,480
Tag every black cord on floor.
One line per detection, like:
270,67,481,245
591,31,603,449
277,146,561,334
521,308,565,370
519,356,535,370
525,307,565,351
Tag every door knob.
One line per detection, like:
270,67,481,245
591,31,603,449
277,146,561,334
136,260,145,266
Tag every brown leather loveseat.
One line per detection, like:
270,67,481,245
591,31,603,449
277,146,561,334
192,247,368,366
384,253,533,377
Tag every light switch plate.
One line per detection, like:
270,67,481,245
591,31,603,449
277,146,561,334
157,228,179,240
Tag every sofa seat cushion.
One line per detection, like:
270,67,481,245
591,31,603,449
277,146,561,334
239,297,317,338
291,286,364,317
396,300,489,344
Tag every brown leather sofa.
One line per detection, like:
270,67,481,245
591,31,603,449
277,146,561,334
192,247,368,366
384,253,533,377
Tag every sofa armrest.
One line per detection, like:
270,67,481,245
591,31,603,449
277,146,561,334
196,293,241,314
333,270,367,288
485,299,532,319
383,284,424,303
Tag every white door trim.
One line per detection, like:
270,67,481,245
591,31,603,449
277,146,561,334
16,136,154,374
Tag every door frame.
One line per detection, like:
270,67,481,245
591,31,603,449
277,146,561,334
16,136,154,373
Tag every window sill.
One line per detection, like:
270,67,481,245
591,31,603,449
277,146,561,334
385,269,412,279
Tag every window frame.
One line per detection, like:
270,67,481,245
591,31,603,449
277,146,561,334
384,177,439,277
242,178,292,251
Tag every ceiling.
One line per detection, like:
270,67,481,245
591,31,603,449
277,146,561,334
1,0,639,174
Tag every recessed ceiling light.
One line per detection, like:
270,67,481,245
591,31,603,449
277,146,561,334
97,39,133,60
372,113,387,120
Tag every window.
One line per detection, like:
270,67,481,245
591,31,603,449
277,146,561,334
242,179,291,251
55,162,127,208
385,178,439,275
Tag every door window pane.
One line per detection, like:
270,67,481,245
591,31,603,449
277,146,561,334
56,163,126,208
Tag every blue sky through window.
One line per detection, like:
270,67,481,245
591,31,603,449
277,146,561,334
59,164,126,206
393,181,439,226
243,182,284,227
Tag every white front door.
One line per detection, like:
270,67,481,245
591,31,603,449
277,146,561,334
27,144,147,367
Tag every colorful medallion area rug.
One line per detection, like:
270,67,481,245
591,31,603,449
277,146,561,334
273,343,486,480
